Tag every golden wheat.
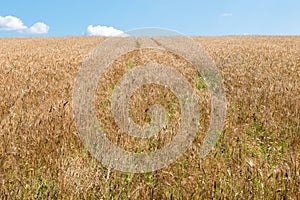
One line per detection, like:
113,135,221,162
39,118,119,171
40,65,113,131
0,36,299,199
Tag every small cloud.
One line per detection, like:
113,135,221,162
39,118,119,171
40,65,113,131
0,16,27,31
87,25,126,36
27,22,49,34
220,13,233,17
0,15,49,34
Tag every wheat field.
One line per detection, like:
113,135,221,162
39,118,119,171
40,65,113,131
0,36,299,199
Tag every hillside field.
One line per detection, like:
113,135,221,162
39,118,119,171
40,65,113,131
0,36,299,199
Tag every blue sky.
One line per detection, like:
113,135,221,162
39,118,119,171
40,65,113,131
0,0,299,37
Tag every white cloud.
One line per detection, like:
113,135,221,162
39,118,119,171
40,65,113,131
27,22,49,34
0,15,49,34
220,13,233,17
87,25,125,36
0,16,27,31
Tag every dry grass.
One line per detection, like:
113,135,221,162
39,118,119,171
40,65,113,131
0,36,299,199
